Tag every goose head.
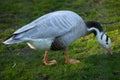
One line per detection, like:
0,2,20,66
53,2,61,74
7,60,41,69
96,32,112,55
86,21,112,55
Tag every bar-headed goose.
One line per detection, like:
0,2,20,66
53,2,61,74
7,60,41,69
3,10,112,65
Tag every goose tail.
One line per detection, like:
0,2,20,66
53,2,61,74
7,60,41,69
3,34,26,44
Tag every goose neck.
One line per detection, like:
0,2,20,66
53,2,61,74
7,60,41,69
87,27,102,37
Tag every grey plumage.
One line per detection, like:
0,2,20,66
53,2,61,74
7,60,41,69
3,10,89,50
3,10,113,65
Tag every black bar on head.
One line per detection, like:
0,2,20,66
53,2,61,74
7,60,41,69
101,33,104,40
106,35,109,43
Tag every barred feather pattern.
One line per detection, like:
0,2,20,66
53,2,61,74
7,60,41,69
4,10,88,50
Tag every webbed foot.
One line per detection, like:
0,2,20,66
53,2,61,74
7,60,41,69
66,58,80,64
43,59,57,65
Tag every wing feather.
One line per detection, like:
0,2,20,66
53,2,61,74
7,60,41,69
13,11,81,39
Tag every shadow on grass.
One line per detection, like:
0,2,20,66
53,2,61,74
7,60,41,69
0,47,120,80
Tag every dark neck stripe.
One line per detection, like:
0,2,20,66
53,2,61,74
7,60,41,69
85,21,103,31
85,21,103,36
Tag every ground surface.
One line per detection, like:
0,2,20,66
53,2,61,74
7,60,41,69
0,0,120,80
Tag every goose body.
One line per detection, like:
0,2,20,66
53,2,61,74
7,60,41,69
4,10,87,50
3,10,112,65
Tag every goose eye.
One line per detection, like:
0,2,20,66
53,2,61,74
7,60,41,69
106,42,108,45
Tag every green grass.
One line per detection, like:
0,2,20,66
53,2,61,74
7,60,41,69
0,0,120,80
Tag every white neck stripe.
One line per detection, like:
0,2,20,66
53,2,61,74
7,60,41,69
87,27,101,36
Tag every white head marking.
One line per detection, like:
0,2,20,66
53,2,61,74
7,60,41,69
97,32,111,49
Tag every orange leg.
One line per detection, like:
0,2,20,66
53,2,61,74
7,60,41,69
64,50,70,64
64,50,80,64
43,50,49,64
43,50,57,65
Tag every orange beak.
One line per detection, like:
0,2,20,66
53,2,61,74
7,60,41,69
107,48,113,55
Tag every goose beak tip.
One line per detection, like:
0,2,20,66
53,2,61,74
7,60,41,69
107,48,113,56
